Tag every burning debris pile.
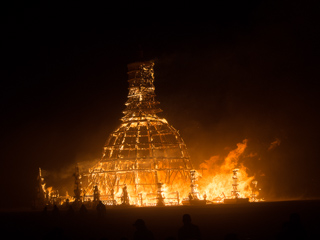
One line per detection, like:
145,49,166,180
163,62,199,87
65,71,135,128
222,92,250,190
35,61,261,209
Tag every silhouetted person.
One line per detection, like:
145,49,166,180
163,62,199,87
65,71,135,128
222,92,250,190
178,214,201,240
41,205,48,218
66,205,75,218
133,219,154,240
121,185,130,205
188,193,193,201
277,213,306,240
96,200,107,218
52,204,60,218
79,203,88,216
65,198,70,208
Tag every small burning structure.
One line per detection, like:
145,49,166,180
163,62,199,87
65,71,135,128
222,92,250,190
182,169,206,205
224,169,249,204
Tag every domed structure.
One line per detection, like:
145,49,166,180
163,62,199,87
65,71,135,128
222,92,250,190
86,61,193,205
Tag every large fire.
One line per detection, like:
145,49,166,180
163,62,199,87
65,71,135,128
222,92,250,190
197,139,256,201
35,61,261,209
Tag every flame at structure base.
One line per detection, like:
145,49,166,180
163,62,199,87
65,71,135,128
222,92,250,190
35,61,261,209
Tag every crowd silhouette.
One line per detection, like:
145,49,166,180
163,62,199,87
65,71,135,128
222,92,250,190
38,204,308,240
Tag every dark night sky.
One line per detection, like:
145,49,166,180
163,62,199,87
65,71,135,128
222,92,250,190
1,1,319,209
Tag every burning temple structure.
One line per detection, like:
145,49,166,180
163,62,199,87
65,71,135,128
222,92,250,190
83,61,193,205
35,60,261,208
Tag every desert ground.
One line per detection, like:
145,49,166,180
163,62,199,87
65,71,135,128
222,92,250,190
1,200,319,240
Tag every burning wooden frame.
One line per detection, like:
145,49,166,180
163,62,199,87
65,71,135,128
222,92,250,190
83,61,193,205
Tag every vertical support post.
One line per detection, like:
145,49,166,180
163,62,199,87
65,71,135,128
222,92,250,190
190,170,199,200
251,180,258,202
156,182,165,206
231,169,240,198
93,185,100,202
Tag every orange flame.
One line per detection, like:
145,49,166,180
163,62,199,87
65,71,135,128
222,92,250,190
197,139,255,201
81,139,259,205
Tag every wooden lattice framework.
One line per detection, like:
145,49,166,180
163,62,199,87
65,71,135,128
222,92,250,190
85,61,193,203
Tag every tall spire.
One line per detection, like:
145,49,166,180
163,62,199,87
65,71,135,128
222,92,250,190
122,61,162,121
